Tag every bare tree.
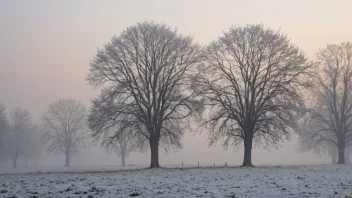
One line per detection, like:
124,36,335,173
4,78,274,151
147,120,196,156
7,108,32,167
22,124,41,167
194,24,312,167
109,128,134,166
298,42,352,164
41,99,88,167
114,134,132,166
91,121,135,166
0,104,8,150
299,125,338,163
299,118,352,164
87,21,202,168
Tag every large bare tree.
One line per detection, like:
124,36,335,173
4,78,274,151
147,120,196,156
298,42,352,164
7,108,32,167
194,24,312,167
87,21,202,168
41,99,88,167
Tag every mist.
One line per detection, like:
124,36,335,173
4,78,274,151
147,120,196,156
2,0,352,168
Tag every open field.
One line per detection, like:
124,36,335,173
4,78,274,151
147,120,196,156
1,164,352,197
0,165,147,175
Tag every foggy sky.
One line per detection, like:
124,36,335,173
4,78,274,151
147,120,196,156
1,0,351,166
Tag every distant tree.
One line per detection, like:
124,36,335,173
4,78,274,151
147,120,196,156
22,124,41,167
114,132,133,166
103,128,135,166
299,120,351,164
194,24,312,167
41,99,88,167
90,117,135,166
0,104,8,150
298,42,352,164
7,108,32,167
299,127,338,163
87,21,202,168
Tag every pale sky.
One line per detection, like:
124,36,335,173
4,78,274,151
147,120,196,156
1,0,351,166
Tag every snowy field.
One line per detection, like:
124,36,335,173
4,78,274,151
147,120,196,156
1,165,352,198
0,164,226,174
0,165,147,174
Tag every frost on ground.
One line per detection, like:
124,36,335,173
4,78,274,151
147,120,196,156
1,165,352,198
0,165,147,174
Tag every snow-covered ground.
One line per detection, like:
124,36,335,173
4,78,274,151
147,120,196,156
0,165,147,174
1,165,352,197
0,164,224,174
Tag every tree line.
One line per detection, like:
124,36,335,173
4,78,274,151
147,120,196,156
1,22,352,168
0,99,134,167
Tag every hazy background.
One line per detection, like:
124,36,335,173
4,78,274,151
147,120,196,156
1,0,351,166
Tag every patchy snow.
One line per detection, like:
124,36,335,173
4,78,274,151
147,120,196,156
0,165,147,174
0,165,352,197
0,164,221,174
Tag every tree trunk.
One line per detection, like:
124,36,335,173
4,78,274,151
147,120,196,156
65,152,70,167
150,137,160,168
337,144,345,164
242,135,254,167
121,152,126,166
13,148,18,168
12,156,17,168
